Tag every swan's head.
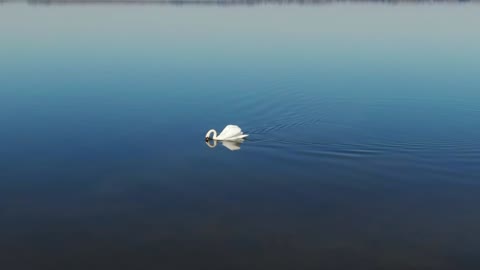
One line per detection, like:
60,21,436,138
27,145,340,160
205,129,216,142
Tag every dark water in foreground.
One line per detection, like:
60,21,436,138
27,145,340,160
1,3,480,269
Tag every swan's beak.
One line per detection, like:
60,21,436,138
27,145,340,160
205,137,209,142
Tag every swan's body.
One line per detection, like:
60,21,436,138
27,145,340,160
205,125,248,141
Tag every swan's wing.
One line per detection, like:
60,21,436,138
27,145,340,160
217,125,243,140
223,134,248,141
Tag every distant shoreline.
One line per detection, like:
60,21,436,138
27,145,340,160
2,0,479,5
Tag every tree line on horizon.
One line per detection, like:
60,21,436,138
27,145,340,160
5,0,477,4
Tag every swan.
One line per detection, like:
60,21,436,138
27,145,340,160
205,125,248,142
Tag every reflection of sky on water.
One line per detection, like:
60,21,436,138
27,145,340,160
1,3,480,270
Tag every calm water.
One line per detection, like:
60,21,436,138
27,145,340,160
1,3,480,269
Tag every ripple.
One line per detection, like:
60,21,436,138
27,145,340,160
229,81,480,180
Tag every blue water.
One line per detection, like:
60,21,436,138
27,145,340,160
1,3,480,269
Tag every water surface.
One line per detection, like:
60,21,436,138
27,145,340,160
1,3,480,269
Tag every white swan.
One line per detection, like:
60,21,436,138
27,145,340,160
205,125,248,142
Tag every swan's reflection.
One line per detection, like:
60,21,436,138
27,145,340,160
205,139,245,151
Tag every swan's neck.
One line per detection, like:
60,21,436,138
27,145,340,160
206,129,217,140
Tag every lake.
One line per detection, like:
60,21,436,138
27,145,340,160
1,2,480,269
